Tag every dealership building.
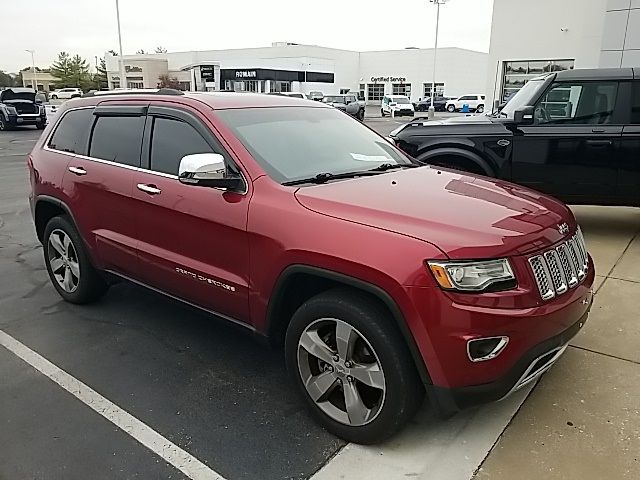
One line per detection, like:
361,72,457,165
105,43,487,104
485,0,640,109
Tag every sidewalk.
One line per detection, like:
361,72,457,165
475,205,640,479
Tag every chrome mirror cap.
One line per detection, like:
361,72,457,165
178,153,225,179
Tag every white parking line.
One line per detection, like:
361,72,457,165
0,329,225,480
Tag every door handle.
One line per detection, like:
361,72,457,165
68,166,87,176
137,183,162,195
586,139,612,147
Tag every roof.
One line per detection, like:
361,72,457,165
555,68,636,81
3,87,36,94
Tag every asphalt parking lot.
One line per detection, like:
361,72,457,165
2,123,639,480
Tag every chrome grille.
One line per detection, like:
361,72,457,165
529,228,589,301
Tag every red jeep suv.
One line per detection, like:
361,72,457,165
28,90,594,444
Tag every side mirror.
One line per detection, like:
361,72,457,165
513,106,535,125
178,153,243,191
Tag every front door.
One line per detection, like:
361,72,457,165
132,105,251,322
512,80,623,204
60,105,145,276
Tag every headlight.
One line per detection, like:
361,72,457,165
4,106,17,115
427,259,515,292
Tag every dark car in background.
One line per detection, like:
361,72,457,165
390,68,640,207
0,87,47,130
414,96,452,112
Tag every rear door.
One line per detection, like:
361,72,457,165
619,80,640,206
511,80,623,203
131,104,251,322
61,104,146,275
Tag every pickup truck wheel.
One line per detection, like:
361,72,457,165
0,118,11,131
447,104,456,113
43,215,109,304
285,288,424,444
358,108,365,121
36,122,45,130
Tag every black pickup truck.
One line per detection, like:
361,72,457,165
0,87,47,130
390,68,640,207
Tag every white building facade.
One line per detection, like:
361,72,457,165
106,43,487,105
486,0,640,110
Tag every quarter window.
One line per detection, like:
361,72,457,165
149,117,213,175
535,82,619,125
89,115,145,167
48,108,94,155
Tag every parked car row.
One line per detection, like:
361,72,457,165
28,79,600,444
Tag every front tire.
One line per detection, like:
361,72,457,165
380,108,386,117
43,215,108,304
358,108,365,121
285,288,424,444
51,95,58,100
36,122,45,130
447,104,456,113
0,118,13,131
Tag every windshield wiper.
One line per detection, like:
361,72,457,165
282,163,418,186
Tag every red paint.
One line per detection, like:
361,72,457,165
29,92,594,395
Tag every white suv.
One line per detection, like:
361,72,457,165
50,88,83,100
381,96,415,117
446,95,485,113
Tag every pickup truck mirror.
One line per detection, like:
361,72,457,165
178,153,243,191
513,106,535,125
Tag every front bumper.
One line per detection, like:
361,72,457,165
7,114,45,126
427,309,589,415
391,109,414,116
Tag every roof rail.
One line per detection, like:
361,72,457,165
82,88,184,98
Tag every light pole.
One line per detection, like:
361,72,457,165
428,0,446,119
115,0,126,89
25,50,36,90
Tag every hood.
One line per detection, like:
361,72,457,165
392,103,414,110
0,88,36,103
423,114,495,126
294,167,574,259
327,103,347,109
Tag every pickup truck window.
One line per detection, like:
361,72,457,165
535,81,618,125
217,106,410,183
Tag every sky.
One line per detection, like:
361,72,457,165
1,0,494,73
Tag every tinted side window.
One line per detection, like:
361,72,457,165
535,81,619,125
631,82,640,124
48,108,94,155
89,115,145,167
150,117,213,175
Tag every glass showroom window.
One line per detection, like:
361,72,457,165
368,83,384,101
127,80,144,89
392,83,411,98
502,59,574,103
423,83,445,98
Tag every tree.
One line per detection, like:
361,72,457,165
136,49,146,54
107,49,119,56
154,46,167,54
50,52,92,89
0,71,17,87
157,74,180,89
92,57,108,90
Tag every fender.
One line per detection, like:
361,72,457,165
416,147,495,176
266,264,433,386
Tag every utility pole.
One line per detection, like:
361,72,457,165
115,0,126,89
26,50,36,90
428,0,446,119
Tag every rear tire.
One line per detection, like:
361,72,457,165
285,288,424,444
476,105,484,114
43,215,109,304
51,95,58,100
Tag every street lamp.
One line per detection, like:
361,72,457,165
25,49,36,90
428,0,447,119
115,0,126,89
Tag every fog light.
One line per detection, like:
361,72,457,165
467,336,509,362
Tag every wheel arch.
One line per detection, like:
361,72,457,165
416,147,495,176
265,264,433,386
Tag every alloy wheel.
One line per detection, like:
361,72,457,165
297,318,386,427
47,229,80,293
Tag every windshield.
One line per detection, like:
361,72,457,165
322,96,347,104
500,79,547,117
392,97,410,104
217,107,412,184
